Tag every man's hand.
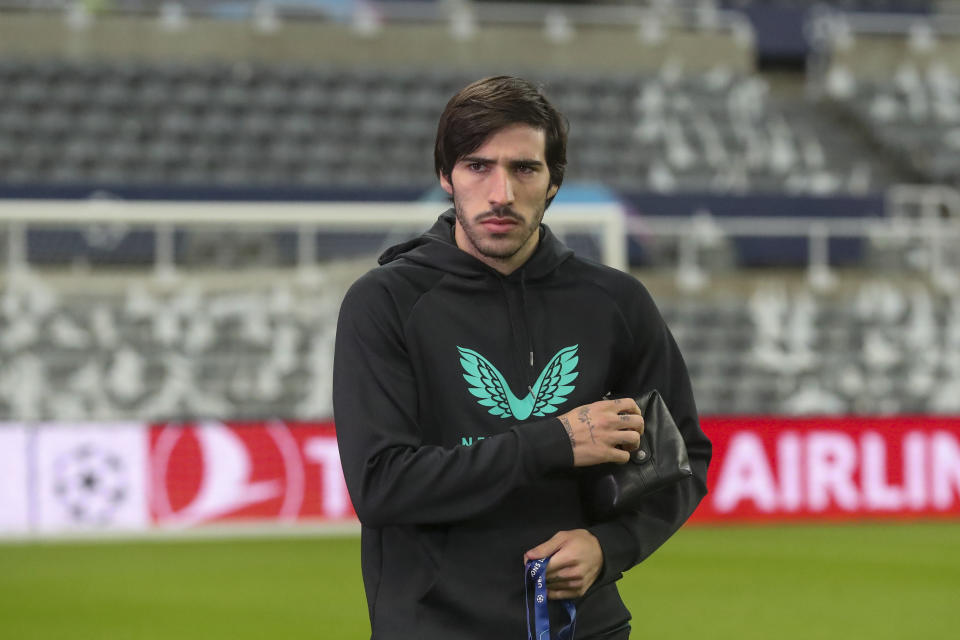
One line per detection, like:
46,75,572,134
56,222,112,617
524,529,604,600
558,398,644,467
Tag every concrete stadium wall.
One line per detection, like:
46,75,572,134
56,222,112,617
831,34,960,76
0,13,752,72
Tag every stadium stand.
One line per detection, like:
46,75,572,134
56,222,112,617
823,62,960,186
0,270,344,421
2,268,959,420
0,58,909,192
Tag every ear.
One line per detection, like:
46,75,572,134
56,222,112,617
440,172,454,196
547,183,559,200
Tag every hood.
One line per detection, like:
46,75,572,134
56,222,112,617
377,209,574,280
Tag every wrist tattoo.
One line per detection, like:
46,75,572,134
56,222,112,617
560,415,576,448
578,407,597,444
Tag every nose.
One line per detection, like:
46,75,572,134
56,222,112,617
488,166,514,207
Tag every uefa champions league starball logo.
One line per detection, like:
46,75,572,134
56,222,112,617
53,443,129,525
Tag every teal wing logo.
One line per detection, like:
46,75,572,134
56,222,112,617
529,345,579,416
457,345,579,420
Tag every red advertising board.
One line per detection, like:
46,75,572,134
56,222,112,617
693,416,960,523
149,421,354,527
145,416,960,528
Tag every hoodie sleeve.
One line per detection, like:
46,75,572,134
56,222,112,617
586,283,712,589
333,273,574,528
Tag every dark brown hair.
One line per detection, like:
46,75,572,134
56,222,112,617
434,76,568,204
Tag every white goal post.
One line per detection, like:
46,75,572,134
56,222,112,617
0,200,629,274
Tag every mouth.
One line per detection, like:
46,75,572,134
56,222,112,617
479,217,520,233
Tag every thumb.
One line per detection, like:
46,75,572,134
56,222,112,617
524,531,568,564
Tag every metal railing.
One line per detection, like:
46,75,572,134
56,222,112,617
0,200,628,279
2,185,958,292
631,212,960,292
807,3,960,60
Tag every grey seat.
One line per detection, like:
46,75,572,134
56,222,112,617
158,110,201,139
75,110,115,137
34,108,73,137
251,82,291,114
47,163,90,184
329,87,367,114
214,83,251,111
50,79,90,111
176,80,215,111
196,110,238,143
265,140,306,170
133,79,172,110
277,113,317,141
88,164,131,185
237,111,276,142
289,84,331,114
10,79,47,108
62,139,100,166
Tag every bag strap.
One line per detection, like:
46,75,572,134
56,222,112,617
524,557,577,640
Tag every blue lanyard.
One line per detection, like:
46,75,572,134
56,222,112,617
524,557,577,640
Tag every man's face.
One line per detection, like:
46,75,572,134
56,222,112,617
440,123,559,274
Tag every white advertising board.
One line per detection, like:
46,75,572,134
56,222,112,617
0,425,29,535
33,423,149,534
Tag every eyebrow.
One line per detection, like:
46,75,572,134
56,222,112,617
460,156,545,168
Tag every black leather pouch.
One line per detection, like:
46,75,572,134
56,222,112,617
583,389,693,521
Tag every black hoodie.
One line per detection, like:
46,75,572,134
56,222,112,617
334,210,711,639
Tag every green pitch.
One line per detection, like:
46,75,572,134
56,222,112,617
1,522,958,639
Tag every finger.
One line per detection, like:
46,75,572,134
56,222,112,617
541,544,580,575
543,557,578,580
548,588,585,600
611,397,641,414
547,569,582,583
524,532,567,564
609,447,630,464
617,414,644,431
547,574,581,586
548,566,584,582
616,429,641,451
547,578,582,591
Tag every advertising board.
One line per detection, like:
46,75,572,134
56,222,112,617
2,417,958,537
150,421,352,527
694,416,960,522
0,425,29,535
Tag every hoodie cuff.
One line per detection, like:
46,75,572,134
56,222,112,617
587,519,639,589
514,418,574,474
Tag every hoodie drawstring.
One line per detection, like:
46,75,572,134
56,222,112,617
520,269,534,374
500,272,537,392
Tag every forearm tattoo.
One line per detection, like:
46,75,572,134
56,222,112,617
560,415,576,447
578,407,597,444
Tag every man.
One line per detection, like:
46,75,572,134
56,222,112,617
334,76,711,639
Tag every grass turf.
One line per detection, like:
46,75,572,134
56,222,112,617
1,522,958,639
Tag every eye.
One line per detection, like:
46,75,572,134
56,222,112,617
468,161,487,172
517,164,535,175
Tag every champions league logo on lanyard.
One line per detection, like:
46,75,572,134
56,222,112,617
529,559,547,605
524,557,576,640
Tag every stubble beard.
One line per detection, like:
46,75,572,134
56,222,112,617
452,193,546,261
